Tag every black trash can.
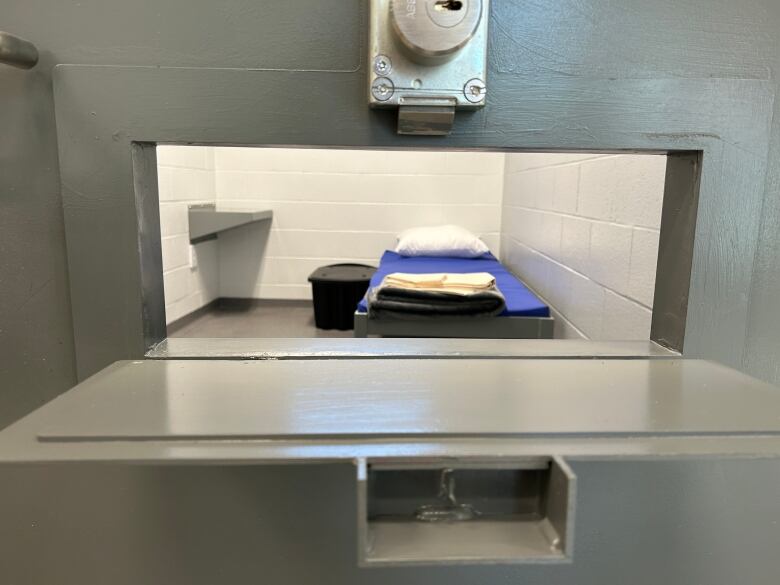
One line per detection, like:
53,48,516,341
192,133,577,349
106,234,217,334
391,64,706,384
308,263,377,330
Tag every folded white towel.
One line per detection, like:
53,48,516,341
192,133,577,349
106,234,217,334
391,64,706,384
381,272,497,296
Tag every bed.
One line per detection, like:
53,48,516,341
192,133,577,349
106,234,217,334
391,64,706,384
354,250,554,339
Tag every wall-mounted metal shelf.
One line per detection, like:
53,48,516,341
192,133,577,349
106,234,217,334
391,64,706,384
188,204,273,244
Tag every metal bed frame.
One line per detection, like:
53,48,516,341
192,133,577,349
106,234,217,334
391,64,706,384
353,311,554,339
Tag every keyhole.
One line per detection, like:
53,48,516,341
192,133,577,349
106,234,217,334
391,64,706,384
434,0,463,11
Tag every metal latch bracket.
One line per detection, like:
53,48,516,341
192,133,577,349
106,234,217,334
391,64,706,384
397,105,456,135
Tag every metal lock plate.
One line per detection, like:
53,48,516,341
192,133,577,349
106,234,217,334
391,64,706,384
369,0,489,134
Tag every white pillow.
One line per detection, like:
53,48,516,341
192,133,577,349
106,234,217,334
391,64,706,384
395,225,490,258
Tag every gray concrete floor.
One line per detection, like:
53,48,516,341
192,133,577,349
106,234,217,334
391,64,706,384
168,300,354,338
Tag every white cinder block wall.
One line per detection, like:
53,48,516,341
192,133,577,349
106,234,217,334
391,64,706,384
157,146,219,324
214,148,505,300
500,153,667,340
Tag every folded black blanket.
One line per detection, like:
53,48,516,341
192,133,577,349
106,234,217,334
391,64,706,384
367,286,506,319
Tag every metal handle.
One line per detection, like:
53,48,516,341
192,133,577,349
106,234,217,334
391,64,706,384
0,31,39,69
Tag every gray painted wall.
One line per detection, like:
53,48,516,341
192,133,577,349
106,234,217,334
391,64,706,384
2,0,780,425
0,42,75,429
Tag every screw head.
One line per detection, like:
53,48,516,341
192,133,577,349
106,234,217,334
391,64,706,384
371,77,395,102
373,54,393,76
464,78,486,103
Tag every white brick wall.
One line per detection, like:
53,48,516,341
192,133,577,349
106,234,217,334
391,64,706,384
500,153,666,340
157,146,219,324
213,148,505,300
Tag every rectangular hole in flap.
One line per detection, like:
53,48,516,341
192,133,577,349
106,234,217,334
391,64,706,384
357,456,576,566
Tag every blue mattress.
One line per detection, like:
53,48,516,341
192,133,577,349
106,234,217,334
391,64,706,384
357,251,550,317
